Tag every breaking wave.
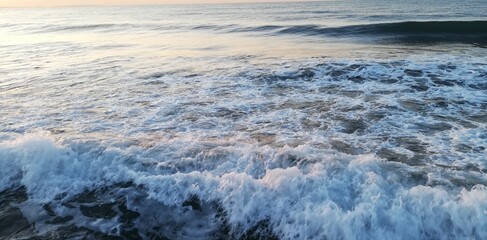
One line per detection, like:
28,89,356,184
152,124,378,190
1,132,487,239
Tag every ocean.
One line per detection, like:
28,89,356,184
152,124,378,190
1,0,487,239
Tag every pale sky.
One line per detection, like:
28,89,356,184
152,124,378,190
0,0,314,7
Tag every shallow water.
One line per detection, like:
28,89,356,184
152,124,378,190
1,0,487,239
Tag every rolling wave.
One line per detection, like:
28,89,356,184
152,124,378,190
7,20,486,45
194,20,487,45
279,21,487,35
272,21,487,44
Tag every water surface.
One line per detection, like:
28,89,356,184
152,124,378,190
1,1,487,239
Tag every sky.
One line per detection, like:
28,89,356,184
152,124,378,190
0,0,314,7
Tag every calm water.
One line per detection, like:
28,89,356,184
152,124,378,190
1,0,487,239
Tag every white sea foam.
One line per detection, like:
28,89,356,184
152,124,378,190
1,129,486,239
0,133,129,201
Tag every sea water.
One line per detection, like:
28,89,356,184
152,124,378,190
1,0,487,239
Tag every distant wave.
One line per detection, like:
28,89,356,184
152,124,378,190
196,20,487,45
7,20,486,45
43,23,140,32
298,21,487,36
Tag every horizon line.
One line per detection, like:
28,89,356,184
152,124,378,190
0,0,325,9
